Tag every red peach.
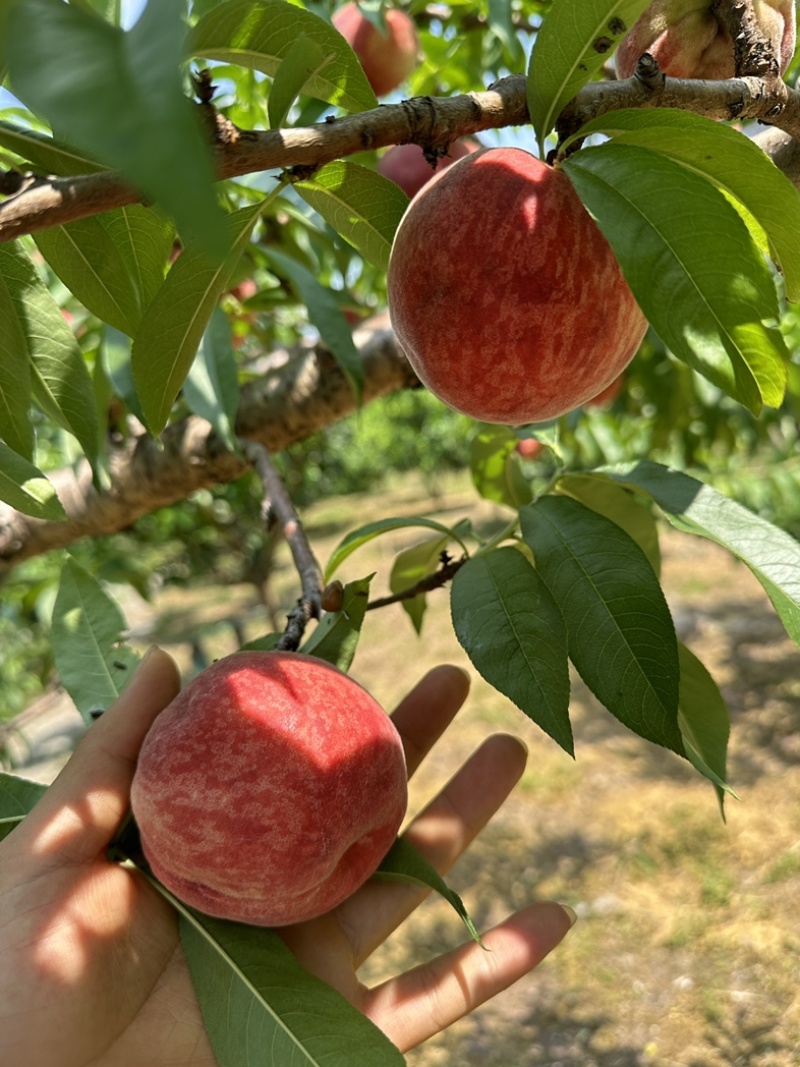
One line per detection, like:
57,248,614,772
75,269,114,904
515,438,544,460
615,0,796,80
130,650,407,926
387,148,648,425
378,140,479,199
333,2,418,96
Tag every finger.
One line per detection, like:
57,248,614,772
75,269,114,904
340,732,528,963
10,647,180,868
363,901,575,1053
390,664,471,779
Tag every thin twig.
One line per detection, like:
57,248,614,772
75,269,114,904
367,555,466,612
242,440,323,651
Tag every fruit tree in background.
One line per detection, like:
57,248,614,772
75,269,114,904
1,0,800,1063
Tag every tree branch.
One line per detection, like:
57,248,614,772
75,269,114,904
2,71,800,241
0,313,417,577
243,440,323,650
366,554,466,611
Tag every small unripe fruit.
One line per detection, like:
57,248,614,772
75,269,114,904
387,148,648,425
131,651,407,926
615,0,796,80
378,140,479,199
333,2,418,97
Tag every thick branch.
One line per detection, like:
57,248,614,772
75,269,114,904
3,72,800,241
0,313,417,577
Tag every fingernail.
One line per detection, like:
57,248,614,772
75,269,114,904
559,903,578,928
132,645,159,678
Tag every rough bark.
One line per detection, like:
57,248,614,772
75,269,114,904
0,314,417,576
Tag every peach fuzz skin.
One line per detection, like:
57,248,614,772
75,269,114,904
333,2,418,97
615,0,796,80
130,651,407,927
387,148,648,426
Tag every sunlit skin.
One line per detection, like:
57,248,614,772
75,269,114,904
0,648,574,1066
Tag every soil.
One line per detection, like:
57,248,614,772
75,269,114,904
8,471,800,1066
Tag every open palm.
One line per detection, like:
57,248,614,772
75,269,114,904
0,648,573,1066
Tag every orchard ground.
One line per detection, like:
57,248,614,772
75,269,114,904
7,469,800,1067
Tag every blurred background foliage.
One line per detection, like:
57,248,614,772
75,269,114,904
0,0,798,728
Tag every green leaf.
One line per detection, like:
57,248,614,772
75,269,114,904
450,546,573,755
470,423,533,509
562,142,789,414
295,161,410,272
389,534,448,634
557,471,661,576
34,218,142,336
132,202,265,434
300,575,372,671
0,442,66,519
0,772,48,844
183,306,241,455
375,837,483,945
7,0,227,257
102,206,173,313
265,247,364,403
240,632,281,652
268,33,334,129
0,242,99,463
527,0,651,153
598,460,800,647
190,0,379,114
102,327,146,423
565,108,800,303
677,643,735,817
51,557,139,724
326,516,469,581
520,495,683,754
178,908,405,1067
0,260,33,460
0,119,106,176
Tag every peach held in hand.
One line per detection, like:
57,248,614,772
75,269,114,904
615,0,796,80
387,147,648,425
333,2,418,97
130,651,408,926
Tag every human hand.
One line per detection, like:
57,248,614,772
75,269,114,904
0,647,574,1066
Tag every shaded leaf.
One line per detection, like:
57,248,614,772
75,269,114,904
375,837,483,944
520,495,683,754
678,643,735,818
34,218,142,335
0,772,48,844
451,547,573,755
265,247,364,402
296,161,410,271
7,0,227,256
0,242,99,463
132,202,265,433
0,442,66,519
183,306,241,455
51,557,139,723
557,471,661,575
389,534,449,634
